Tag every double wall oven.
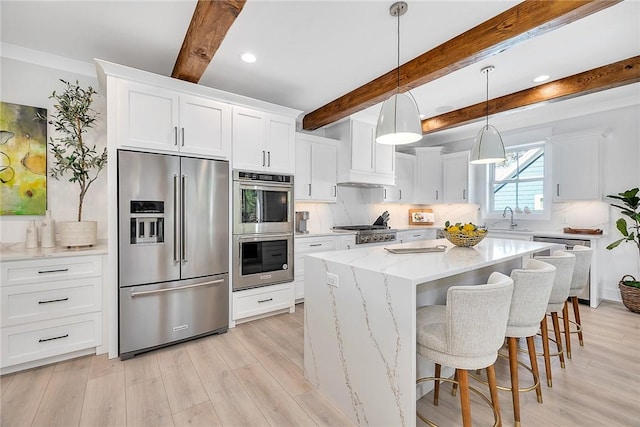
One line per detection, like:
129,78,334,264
233,171,294,291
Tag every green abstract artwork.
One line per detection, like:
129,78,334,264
0,101,47,215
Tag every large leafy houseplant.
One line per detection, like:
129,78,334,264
607,187,640,312
43,79,107,221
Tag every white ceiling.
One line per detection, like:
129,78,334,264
1,0,639,146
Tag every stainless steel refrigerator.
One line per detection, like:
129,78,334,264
117,150,229,360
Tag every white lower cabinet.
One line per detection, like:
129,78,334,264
294,234,355,301
396,229,437,243
0,254,104,371
232,282,295,322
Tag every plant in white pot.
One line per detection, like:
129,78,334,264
606,187,640,313
43,79,107,247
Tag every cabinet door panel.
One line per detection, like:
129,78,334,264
295,140,312,200
180,95,231,159
442,152,469,203
375,143,395,176
266,115,295,174
351,121,374,173
553,135,600,201
117,80,179,151
311,143,337,201
232,107,265,171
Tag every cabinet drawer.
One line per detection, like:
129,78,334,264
1,277,102,327
295,237,337,253
1,256,102,287
1,312,101,368
233,283,293,320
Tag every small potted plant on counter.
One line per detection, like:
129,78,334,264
606,187,640,313
42,79,107,247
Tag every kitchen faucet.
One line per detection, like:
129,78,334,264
503,206,518,230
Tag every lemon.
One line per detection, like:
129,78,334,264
463,223,475,232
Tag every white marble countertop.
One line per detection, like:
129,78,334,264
308,237,556,286
0,240,108,261
488,228,605,240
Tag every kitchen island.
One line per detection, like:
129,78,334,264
303,237,555,426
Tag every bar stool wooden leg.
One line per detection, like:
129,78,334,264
572,296,584,346
434,363,441,406
486,364,502,427
563,301,572,359
457,369,472,427
540,317,553,387
507,337,520,427
526,336,543,404
551,312,565,368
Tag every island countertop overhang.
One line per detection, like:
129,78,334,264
307,237,556,286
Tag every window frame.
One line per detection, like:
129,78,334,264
483,140,552,221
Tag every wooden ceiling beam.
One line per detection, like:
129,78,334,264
172,0,246,83
420,56,640,134
302,0,621,131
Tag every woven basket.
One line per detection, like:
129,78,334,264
442,230,486,247
619,275,640,314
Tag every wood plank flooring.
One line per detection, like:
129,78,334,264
1,301,638,426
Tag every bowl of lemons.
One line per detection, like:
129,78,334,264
442,221,488,247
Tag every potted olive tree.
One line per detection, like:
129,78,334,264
43,79,107,247
607,187,640,313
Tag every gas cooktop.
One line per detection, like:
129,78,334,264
333,225,397,245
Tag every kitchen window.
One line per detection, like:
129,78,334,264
488,142,548,216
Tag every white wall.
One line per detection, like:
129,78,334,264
0,58,108,243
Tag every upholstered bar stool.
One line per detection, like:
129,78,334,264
416,272,514,427
563,245,592,358
534,251,576,387
503,259,556,427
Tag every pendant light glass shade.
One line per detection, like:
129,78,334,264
375,92,422,145
470,124,506,164
375,1,422,146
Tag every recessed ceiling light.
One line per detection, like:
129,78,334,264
241,53,256,63
533,74,550,83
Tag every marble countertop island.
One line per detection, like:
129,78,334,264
303,237,555,426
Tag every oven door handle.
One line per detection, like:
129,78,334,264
130,279,224,297
236,233,293,242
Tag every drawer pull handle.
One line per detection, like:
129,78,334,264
309,244,322,247
258,298,273,303
38,297,69,304
39,334,69,343
38,268,69,274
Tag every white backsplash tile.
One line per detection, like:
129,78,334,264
295,186,479,233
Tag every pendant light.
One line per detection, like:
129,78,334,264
469,66,506,164
375,1,422,145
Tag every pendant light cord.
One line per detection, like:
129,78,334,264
397,8,400,93
485,68,489,129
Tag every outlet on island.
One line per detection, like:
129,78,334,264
327,272,339,287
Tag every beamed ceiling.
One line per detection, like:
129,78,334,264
2,0,639,145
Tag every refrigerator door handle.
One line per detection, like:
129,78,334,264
181,174,187,263
173,174,179,263
130,278,225,297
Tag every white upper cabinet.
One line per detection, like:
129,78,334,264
415,147,444,204
295,133,338,202
116,79,230,159
326,119,395,186
374,153,415,203
442,151,471,203
232,106,295,174
179,94,231,158
551,130,604,201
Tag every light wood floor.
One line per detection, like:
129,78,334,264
1,301,638,427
